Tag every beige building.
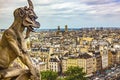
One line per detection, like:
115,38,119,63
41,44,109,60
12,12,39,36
116,50,120,64
78,53,93,75
37,62,47,72
62,58,67,72
67,57,78,68
88,51,102,72
62,53,94,75
49,58,61,72
80,37,93,45
100,46,108,69
108,50,117,67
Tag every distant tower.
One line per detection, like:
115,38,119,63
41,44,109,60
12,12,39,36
76,37,80,45
58,26,60,31
65,25,68,32
56,26,61,35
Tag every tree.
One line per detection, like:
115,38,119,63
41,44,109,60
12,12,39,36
65,66,87,80
41,70,58,80
57,78,65,80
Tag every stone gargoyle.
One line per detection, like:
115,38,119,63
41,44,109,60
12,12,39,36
0,0,40,80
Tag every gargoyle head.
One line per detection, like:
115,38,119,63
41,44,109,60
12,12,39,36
14,0,40,30
14,0,40,38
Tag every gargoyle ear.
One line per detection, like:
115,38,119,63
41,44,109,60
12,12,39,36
24,6,28,10
19,8,25,17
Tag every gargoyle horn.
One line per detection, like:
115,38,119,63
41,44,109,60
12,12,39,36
28,0,34,9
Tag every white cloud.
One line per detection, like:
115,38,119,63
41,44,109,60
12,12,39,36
1,0,120,17
37,0,120,17
86,2,120,16
0,0,120,29
77,0,116,4
37,0,58,4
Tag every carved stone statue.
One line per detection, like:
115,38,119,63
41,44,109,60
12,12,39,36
0,0,40,80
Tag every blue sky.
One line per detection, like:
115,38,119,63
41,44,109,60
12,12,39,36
0,0,120,29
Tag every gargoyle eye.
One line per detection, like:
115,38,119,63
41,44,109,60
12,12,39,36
28,10,32,14
29,15,35,21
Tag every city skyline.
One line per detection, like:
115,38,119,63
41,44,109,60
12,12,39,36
0,0,120,29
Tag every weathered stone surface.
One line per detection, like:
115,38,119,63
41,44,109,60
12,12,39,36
0,0,40,80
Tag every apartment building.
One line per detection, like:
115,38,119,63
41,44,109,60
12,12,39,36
49,58,60,72
78,53,93,75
